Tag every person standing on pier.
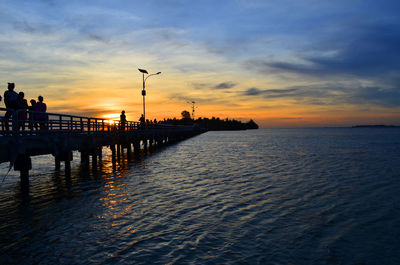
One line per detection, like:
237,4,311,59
34,95,47,130
16,92,28,130
139,114,145,128
120,110,126,131
3,82,18,130
28,99,37,130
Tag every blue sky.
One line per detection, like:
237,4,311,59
1,0,399,127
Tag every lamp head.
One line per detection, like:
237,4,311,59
138,68,148,74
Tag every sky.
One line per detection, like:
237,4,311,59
1,0,399,128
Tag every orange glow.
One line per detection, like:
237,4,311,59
19,68,398,128
103,113,121,119
102,119,118,125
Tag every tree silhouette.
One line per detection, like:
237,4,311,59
181,110,191,120
165,111,259,130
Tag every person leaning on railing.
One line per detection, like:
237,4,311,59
28,99,37,130
120,110,126,131
17,92,28,131
34,95,47,130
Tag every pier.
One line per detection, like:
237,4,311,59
0,107,206,188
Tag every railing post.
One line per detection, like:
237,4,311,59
12,110,18,134
80,117,83,132
59,116,62,131
88,118,91,133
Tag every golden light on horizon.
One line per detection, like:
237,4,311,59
105,119,116,125
103,113,121,120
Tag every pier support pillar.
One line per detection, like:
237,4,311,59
134,140,140,156
116,144,121,159
55,157,61,170
97,147,102,160
110,144,117,169
65,159,71,175
127,143,132,160
14,154,32,189
59,151,73,175
143,139,148,152
80,151,89,167
91,151,97,168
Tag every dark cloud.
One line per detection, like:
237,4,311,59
246,21,400,86
167,92,242,107
192,81,237,90
243,87,263,95
192,82,210,90
214,82,236,89
243,21,400,108
243,87,302,97
12,20,53,34
86,33,111,44
242,83,400,107
349,86,400,107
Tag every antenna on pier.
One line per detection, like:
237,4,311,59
187,101,196,120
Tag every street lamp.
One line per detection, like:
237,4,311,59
187,101,196,120
138,68,161,121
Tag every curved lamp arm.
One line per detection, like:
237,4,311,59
144,72,161,86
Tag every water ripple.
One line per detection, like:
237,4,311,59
1,128,400,264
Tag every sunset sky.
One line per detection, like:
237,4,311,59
1,0,399,128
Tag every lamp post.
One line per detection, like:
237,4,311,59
138,68,161,121
187,101,196,120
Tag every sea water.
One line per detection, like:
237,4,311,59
0,128,399,264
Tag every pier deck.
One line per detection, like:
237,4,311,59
0,107,206,187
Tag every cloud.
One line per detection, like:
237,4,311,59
245,21,400,85
12,20,54,35
242,83,400,107
278,117,303,120
192,81,237,90
214,82,237,89
243,87,263,96
349,86,400,107
85,32,111,44
191,83,210,90
243,87,302,97
167,92,242,107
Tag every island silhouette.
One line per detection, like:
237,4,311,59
162,110,259,130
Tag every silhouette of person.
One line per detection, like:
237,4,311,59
139,114,145,128
120,110,126,131
16,92,28,130
3,83,18,130
34,95,47,130
29,99,37,130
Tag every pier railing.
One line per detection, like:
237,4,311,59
1,107,206,187
0,107,168,136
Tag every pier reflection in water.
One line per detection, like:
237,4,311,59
0,143,155,262
1,128,400,264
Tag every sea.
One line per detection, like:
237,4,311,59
0,128,399,265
